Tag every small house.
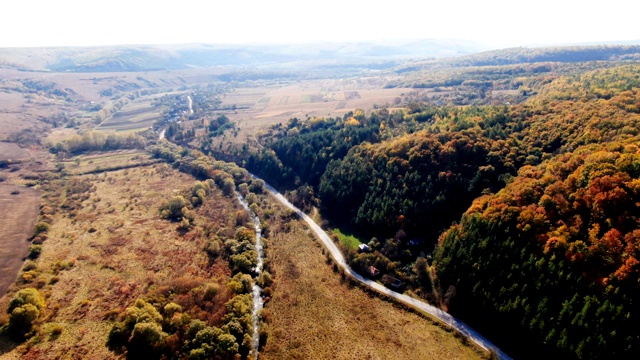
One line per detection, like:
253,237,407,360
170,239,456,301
358,244,370,252
383,275,402,290
367,266,380,277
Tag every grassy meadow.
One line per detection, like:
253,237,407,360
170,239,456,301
331,228,363,251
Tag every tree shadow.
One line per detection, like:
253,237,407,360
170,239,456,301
0,334,20,356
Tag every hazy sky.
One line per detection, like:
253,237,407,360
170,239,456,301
2,0,638,49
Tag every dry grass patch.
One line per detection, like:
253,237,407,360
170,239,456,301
261,217,483,359
60,150,159,175
0,143,30,162
45,128,78,145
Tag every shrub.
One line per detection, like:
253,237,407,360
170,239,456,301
163,302,182,318
249,179,265,194
191,181,209,206
257,271,273,288
22,260,37,271
27,245,42,260
49,324,64,340
33,222,50,236
205,240,221,258
159,196,188,221
238,183,249,196
6,288,46,339
230,251,258,274
222,178,235,196
128,322,167,358
203,283,220,300
107,299,167,358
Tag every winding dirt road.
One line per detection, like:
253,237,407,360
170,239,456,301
255,175,512,360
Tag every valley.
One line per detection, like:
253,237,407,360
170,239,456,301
1,42,640,359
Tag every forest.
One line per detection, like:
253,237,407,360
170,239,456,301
241,63,640,358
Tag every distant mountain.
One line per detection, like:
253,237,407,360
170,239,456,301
0,40,486,73
395,44,640,73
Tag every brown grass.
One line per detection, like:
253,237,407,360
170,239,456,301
0,185,40,297
59,150,159,175
0,164,238,359
0,143,30,162
260,213,483,359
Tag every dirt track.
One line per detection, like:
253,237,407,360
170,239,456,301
0,185,40,298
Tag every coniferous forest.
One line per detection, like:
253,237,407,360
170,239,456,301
238,63,640,359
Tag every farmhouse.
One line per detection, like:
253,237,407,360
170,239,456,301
367,266,380,277
382,275,402,290
358,243,370,252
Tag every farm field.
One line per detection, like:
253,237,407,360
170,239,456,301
218,79,412,143
0,185,40,298
260,214,482,359
96,97,166,133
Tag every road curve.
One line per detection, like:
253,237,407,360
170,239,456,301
187,95,194,115
253,174,512,360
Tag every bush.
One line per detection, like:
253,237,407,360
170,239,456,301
107,299,167,358
27,245,42,260
128,322,167,357
49,324,64,339
205,240,221,257
33,222,50,236
191,181,209,206
222,178,235,196
257,271,273,288
203,283,220,300
6,288,45,339
230,251,258,274
159,196,188,221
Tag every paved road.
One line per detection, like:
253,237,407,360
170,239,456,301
254,175,512,360
187,95,194,115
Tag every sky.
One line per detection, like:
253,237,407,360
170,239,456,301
2,0,638,49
